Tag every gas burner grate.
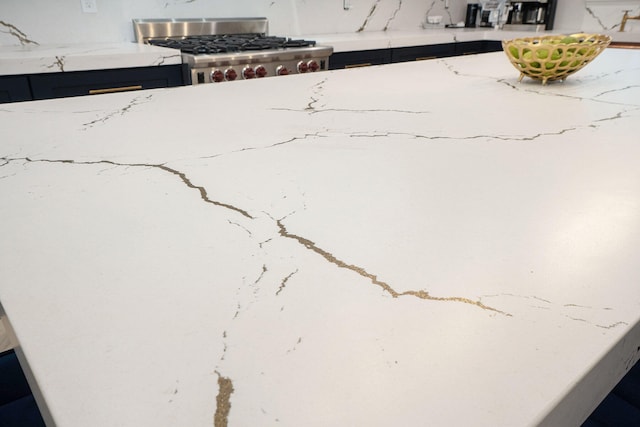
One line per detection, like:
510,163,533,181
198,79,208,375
283,39,317,48
148,34,317,55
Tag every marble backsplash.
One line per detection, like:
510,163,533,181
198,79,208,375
584,0,640,32
0,0,638,46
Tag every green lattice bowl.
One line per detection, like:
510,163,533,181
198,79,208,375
502,33,611,85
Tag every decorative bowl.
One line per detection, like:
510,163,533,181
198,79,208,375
501,33,612,85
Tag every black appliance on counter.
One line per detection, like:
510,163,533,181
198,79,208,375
466,1,505,28
465,0,556,30
503,0,556,30
465,4,480,27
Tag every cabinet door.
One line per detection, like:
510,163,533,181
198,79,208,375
455,41,503,56
391,44,456,63
29,65,183,100
0,76,32,103
329,49,392,69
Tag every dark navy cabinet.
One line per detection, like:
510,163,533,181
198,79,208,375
582,361,640,426
455,40,503,56
329,40,503,70
0,65,183,104
391,43,456,63
0,350,46,427
0,76,33,103
29,65,183,100
329,48,392,70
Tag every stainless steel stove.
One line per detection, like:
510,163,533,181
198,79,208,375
133,18,333,85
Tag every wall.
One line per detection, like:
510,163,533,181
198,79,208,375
583,0,640,31
1,0,639,46
1,0,462,45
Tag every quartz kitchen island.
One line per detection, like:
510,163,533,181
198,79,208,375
1,48,640,427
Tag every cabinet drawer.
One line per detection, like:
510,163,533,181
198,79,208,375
329,49,392,69
0,76,32,103
391,44,456,63
455,40,503,55
29,65,183,100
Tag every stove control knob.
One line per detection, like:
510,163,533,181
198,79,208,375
255,65,268,78
225,68,237,81
307,60,320,72
297,61,309,73
276,65,289,76
211,69,225,83
242,66,256,79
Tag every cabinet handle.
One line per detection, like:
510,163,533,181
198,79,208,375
89,85,143,95
416,56,437,61
609,42,640,49
345,63,372,68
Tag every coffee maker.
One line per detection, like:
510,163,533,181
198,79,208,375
475,1,502,28
502,0,556,30
466,0,555,30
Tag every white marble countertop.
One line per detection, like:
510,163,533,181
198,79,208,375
0,42,182,76
2,28,638,78
1,48,640,427
307,28,640,52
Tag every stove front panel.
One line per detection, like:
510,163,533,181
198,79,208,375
186,50,331,84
